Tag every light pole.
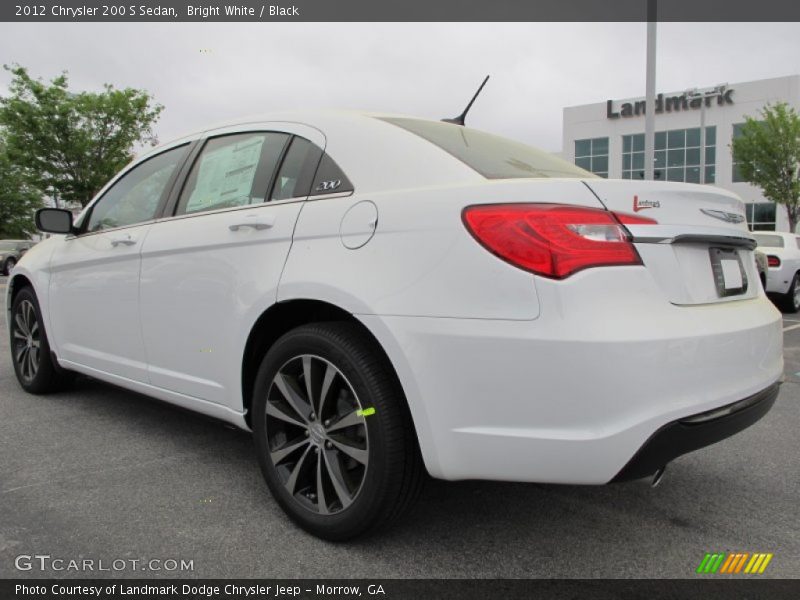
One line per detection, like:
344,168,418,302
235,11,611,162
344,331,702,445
644,0,657,181
685,84,726,184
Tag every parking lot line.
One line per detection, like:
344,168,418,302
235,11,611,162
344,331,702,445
783,323,800,332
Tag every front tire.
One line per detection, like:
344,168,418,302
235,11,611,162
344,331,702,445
252,322,424,540
10,287,73,394
782,273,800,313
3,257,16,276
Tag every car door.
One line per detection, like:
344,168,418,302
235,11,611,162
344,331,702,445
138,124,325,407
48,143,191,382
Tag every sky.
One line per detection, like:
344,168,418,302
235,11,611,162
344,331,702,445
0,22,798,153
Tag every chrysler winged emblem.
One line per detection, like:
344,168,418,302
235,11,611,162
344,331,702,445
700,208,746,224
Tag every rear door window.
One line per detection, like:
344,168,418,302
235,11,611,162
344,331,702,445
270,137,321,201
270,138,354,200
175,132,289,216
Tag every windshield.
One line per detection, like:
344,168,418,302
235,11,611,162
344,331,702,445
752,234,785,248
380,117,592,180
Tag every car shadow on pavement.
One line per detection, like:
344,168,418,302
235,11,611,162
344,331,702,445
4,374,793,578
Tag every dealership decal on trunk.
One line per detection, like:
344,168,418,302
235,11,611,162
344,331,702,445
633,195,660,212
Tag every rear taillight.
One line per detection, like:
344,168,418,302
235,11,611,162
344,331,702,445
767,255,781,268
462,203,644,279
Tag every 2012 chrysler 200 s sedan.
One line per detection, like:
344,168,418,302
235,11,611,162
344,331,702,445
7,111,783,540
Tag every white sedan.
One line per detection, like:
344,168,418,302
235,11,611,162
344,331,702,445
753,231,800,312
6,111,783,539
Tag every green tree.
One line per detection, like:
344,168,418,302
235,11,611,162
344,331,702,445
0,136,42,238
0,65,163,208
732,102,800,232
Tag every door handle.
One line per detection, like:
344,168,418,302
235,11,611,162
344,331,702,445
110,237,137,247
229,214,276,231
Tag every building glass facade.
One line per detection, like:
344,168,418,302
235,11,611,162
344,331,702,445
745,202,777,231
620,127,716,183
574,137,609,178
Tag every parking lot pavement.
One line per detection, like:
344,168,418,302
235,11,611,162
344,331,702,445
0,273,798,579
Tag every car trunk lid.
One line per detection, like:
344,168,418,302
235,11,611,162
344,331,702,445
584,179,758,305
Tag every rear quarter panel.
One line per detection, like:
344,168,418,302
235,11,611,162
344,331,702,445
278,177,607,477
278,178,604,320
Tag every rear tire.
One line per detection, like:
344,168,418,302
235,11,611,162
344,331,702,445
252,322,424,540
3,257,16,276
9,287,74,394
781,273,800,313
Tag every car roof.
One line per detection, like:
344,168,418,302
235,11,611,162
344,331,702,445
143,109,425,153
135,110,483,194
176,109,409,139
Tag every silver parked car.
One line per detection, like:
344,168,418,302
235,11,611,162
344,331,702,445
0,240,35,275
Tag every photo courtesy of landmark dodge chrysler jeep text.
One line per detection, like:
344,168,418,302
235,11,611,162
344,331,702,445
6,111,783,539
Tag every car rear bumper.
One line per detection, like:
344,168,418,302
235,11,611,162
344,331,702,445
611,382,779,481
360,270,784,484
766,266,793,295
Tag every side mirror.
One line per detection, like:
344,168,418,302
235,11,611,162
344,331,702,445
35,208,74,234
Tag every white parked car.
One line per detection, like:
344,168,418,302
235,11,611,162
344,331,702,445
753,231,800,312
6,111,783,539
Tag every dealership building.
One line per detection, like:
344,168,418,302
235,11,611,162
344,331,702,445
562,75,800,232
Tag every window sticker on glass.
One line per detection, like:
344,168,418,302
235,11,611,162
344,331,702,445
186,135,265,213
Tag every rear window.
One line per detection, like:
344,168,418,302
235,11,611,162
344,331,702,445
271,137,320,201
753,234,785,248
380,117,592,180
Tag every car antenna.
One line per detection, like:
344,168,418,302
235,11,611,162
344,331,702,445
442,75,490,126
